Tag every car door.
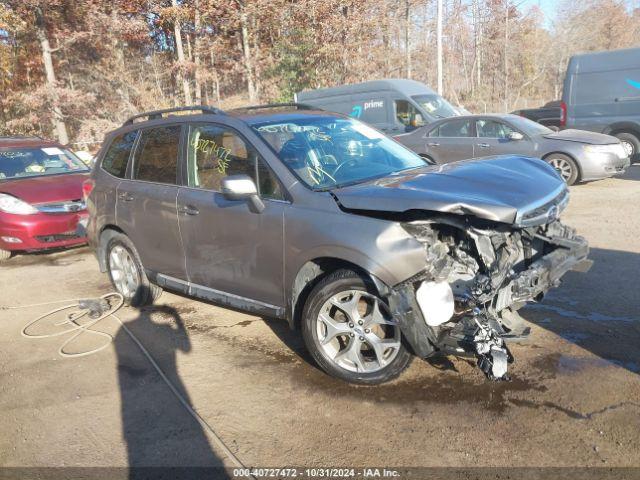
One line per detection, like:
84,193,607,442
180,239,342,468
176,122,285,308
474,118,533,158
116,124,187,282
423,118,474,164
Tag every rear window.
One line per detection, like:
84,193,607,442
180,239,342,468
101,131,137,178
0,147,88,180
132,126,181,184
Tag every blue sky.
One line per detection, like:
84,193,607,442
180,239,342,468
517,0,559,26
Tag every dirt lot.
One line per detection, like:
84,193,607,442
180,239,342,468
1,166,639,478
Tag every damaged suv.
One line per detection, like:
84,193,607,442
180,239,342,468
85,105,591,384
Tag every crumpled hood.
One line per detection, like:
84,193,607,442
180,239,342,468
0,172,88,205
332,156,565,224
542,128,619,145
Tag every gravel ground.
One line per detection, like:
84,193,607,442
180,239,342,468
1,166,639,478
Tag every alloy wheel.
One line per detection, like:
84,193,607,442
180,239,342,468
316,290,401,373
549,157,573,182
621,140,635,157
108,245,140,298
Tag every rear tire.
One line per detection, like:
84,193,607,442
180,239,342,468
613,132,639,163
0,249,12,262
546,153,579,185
301,269,412,385
105,233,162,307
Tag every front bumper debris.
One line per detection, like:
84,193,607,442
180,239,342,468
498,232,591,309
389,218,591,381
473,316,512,381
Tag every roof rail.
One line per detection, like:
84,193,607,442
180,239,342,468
123,106,225,126
231,102,319,112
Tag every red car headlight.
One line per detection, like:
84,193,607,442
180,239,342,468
0,193,39,215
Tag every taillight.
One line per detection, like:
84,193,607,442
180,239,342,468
560,101,567,127
82,179,95,202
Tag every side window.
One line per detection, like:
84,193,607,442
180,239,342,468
101,131,137,178
133,125,180,184
476,120,516,139
428,126,440,137
187,124,283,200
394,100,425,128
437,119,471,137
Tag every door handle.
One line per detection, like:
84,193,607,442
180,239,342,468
427,142,440,147
179,205,200,216
118,192,134,201
477,143,490,148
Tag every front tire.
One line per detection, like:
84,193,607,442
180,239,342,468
301,270,412,384
614,132,639,163
105,233,162,307
546,153,579,185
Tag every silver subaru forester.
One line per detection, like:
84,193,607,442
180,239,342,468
85,105,591,384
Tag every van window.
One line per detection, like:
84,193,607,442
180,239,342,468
411,94,457,119
394,100,425,128
102,131,137,178
187,124,283,200
133,126,180,184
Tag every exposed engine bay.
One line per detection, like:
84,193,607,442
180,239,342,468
386,215,591,381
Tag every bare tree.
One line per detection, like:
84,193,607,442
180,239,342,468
34,7,69,144
172,0,192,105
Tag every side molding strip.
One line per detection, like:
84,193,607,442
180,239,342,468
154,273,286,318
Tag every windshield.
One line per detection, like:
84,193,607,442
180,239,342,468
506,115,553,136
411,94,458,119
0,147,89,180
253,116,427,189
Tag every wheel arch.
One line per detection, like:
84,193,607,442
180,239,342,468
97,225,127,272
288,257,390,330
603,122,640,138
542,151,582,182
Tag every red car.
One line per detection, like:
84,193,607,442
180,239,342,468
0,136,91,261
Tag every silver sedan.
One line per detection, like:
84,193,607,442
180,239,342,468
394,114,630,185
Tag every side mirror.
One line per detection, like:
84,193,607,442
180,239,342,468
220,175,265,213
411,113,425,127
508,131,524,141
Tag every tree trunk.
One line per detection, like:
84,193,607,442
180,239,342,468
504,1,509,112
404,0,411,78
239,1,256,102
473,0,482,93
194,0,202,105
35,19,69,145
172,0,192,105
436,0,443,94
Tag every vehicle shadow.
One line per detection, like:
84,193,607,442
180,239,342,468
522,247,640,375
259,315,318,368
114,288,229,479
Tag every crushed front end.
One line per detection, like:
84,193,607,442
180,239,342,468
386,207,591,381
